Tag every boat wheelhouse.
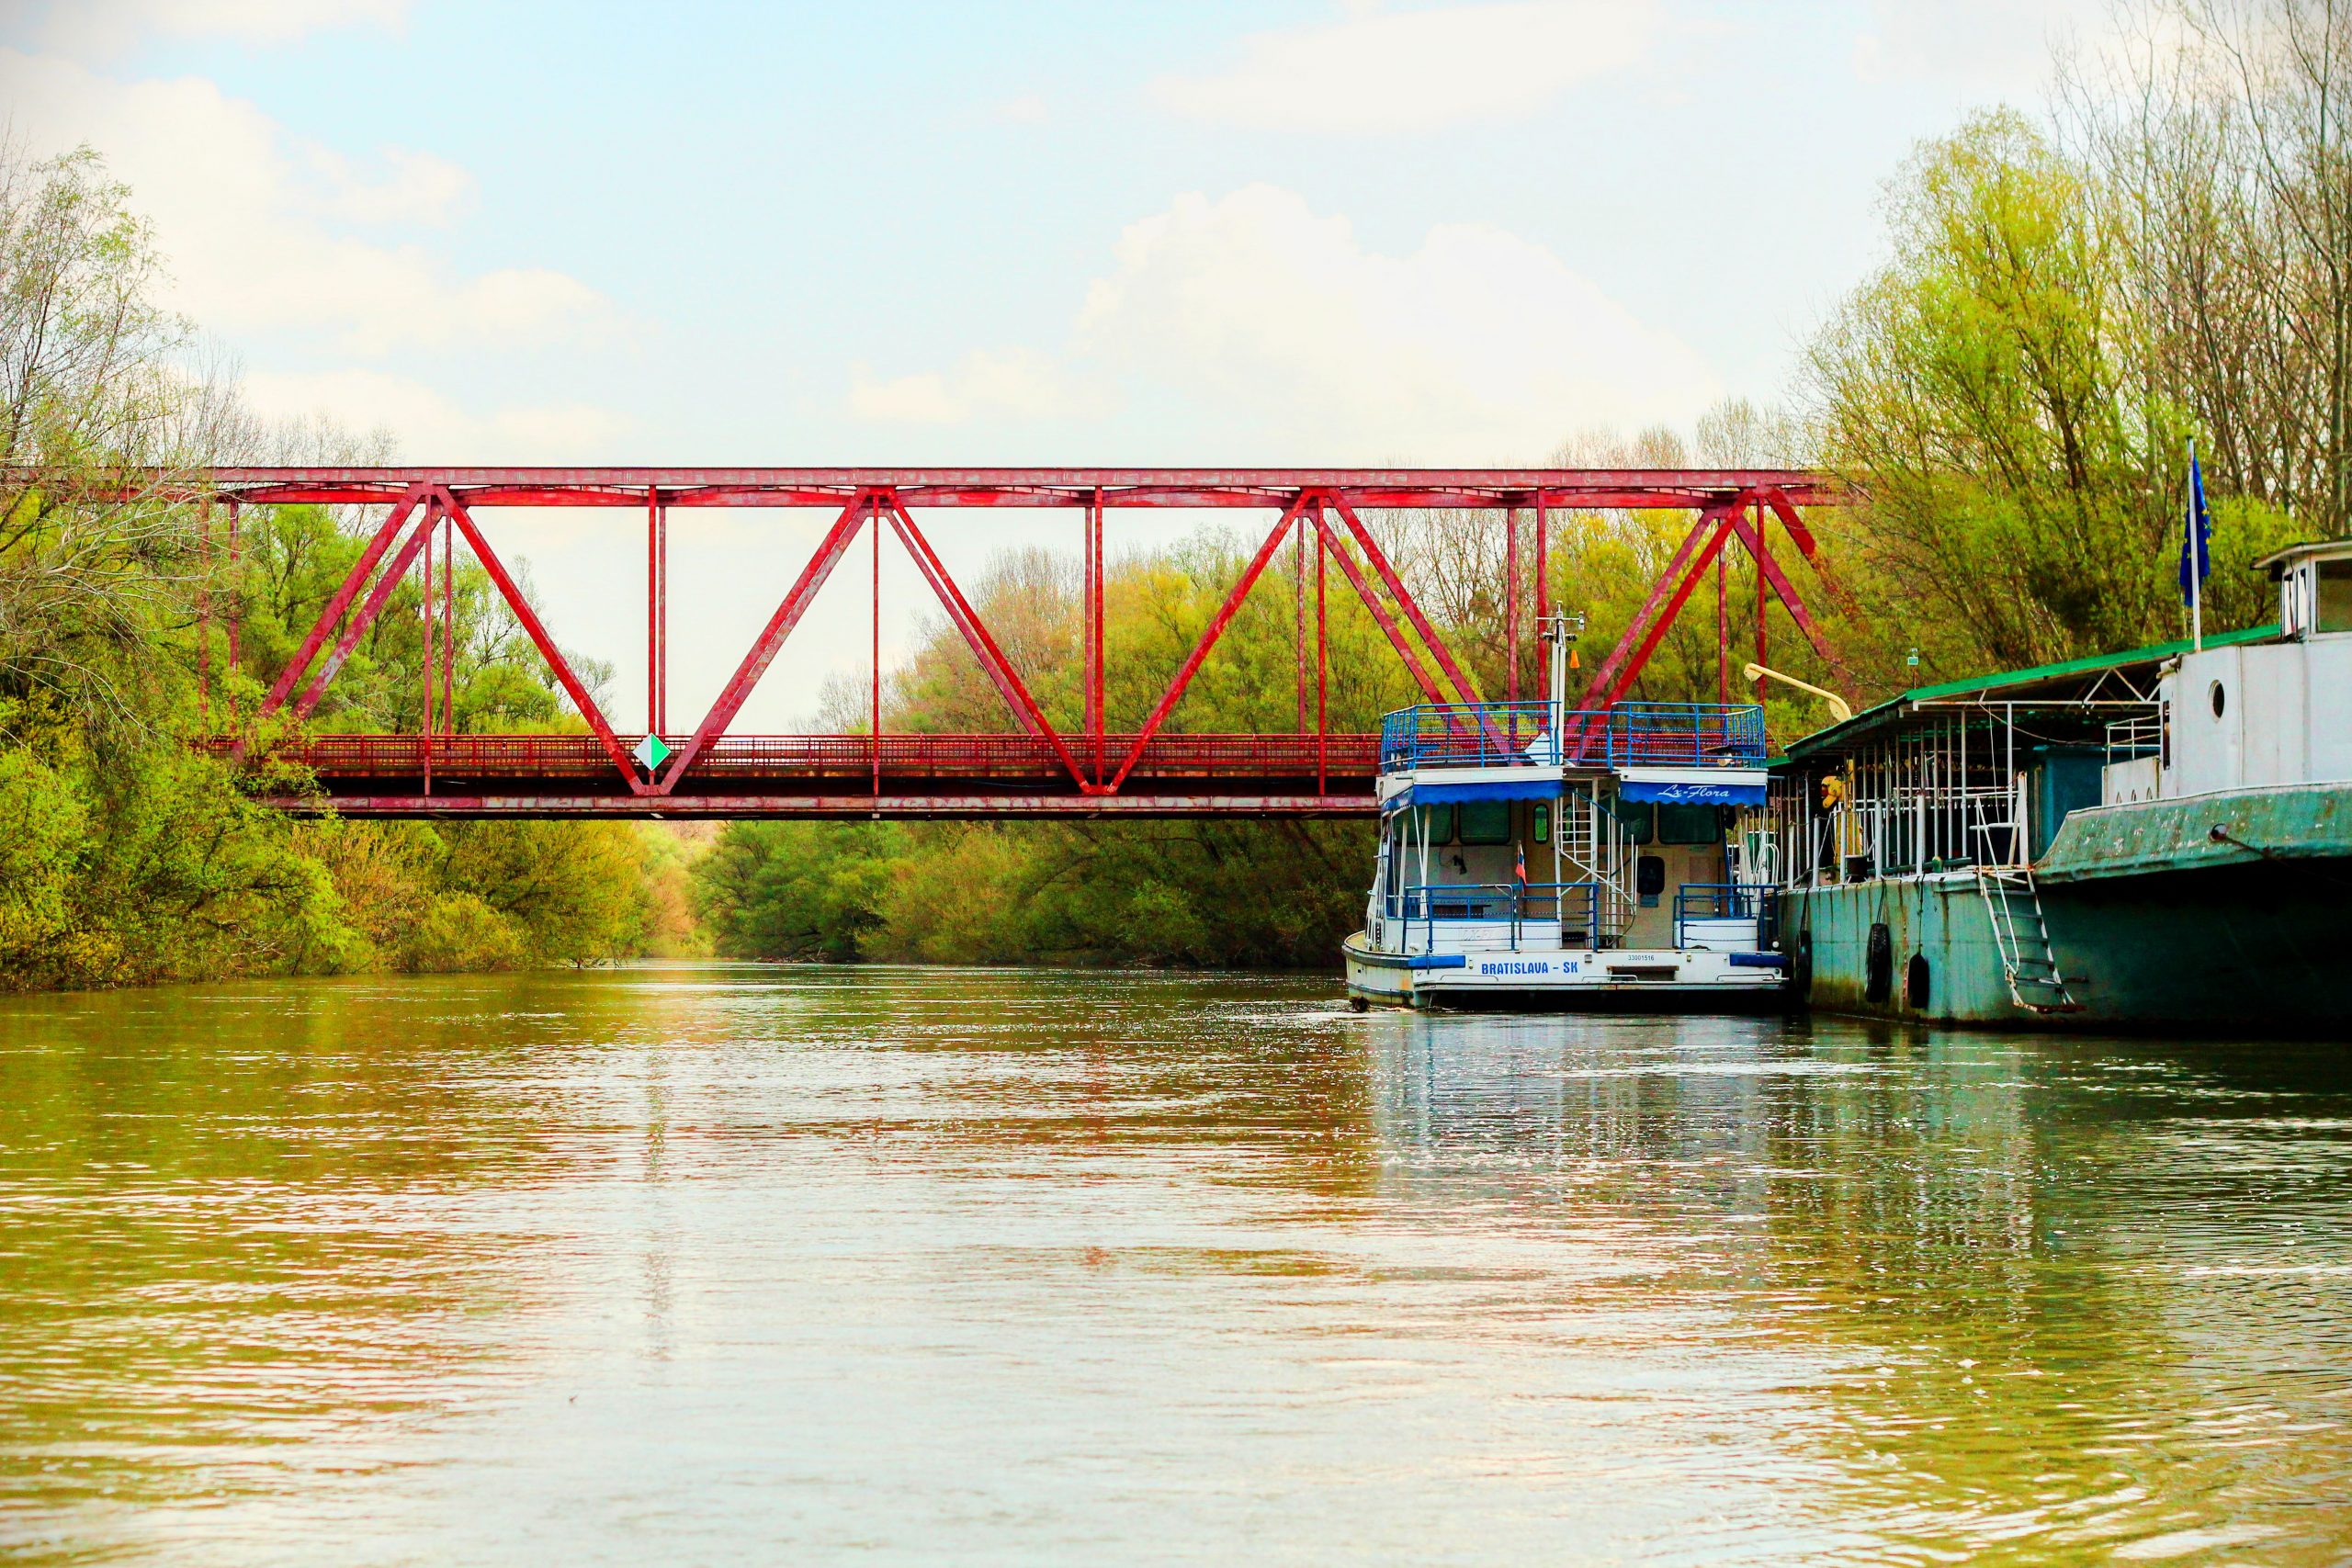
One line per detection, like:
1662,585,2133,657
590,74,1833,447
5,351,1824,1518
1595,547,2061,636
1342,684,1786,1010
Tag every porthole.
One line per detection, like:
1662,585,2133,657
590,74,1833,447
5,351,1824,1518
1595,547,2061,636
2211,680,2226,719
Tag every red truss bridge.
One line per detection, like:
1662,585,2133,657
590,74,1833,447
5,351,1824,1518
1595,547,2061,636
180,467,1854,818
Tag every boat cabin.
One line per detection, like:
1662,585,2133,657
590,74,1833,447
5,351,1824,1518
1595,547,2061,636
1345,698,1785,1006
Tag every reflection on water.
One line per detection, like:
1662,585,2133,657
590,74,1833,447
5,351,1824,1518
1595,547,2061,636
1,967,2347,1563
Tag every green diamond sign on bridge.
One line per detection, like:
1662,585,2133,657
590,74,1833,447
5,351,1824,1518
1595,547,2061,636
631,734,673,773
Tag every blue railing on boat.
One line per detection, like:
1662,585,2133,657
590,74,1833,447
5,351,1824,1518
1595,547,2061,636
1378,702,1768,773
1389,881,1600,953
1672,883,1772,948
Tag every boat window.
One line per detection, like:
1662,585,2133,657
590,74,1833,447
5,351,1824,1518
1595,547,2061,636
1415,803,1456,843
1654,804,1722,845
1532,802,1551,840
2318,558,2352,633
1609,798,1656,844
1458,799,1511,844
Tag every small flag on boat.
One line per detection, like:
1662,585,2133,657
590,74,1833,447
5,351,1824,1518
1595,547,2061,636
1514,840,1527,888
2179,444,2212,605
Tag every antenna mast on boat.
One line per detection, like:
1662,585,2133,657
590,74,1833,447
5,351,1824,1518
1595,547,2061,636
1540,609,1585,752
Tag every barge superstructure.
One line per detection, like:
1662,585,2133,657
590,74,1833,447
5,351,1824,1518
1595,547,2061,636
1761,540,2352,1030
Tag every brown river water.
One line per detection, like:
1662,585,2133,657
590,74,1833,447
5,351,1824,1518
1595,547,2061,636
1,964,2348,1565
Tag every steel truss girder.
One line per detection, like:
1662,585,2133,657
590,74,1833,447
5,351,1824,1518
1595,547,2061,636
154,466,1846,513
261,793,1379,820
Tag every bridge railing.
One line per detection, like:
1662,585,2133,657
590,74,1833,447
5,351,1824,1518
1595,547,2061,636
201,731,1385,783
1378,702,1768,773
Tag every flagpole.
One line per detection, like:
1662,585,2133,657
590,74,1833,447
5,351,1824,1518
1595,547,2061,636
2188,438,2204,652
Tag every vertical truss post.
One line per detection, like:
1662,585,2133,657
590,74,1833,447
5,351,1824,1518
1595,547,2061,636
871,499,882,797
1506,504,1521,703
421,515,434,795
440,517,454,733
1294,509,1308,734
198,496,211,727
1084,486,1104,784
648,486,666,736
226,499,242,681
1716,551,1729,706
1753,495,1769,708
1315,502,1328,796
1533,492,1550,628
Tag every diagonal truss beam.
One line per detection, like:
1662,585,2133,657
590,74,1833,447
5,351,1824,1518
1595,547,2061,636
1311,507,1448,704
1722,510,1856,694
435,489,644,791
1760,486,1863,619
293,501,438,720
884,501,1091,790
1326,496,1482,705
255,488,426,722
1106,493,1312,792
1573,506,1730,715
658,495,874,792
1583,519,1736,716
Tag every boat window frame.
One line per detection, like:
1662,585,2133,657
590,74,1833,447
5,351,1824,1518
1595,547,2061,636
1457,798,1512,845
2316,558,2352,634
1654,804,1722,845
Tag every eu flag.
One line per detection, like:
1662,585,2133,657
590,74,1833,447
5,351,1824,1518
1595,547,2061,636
2178,446,2212,604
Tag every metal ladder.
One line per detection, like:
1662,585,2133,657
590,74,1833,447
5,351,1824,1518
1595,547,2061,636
1973,864,2081,1013
1556,781,1634,947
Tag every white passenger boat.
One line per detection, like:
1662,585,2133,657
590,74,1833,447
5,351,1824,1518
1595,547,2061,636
1343,621,1787,1010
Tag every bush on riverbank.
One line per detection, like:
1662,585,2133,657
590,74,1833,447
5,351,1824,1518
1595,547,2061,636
0,147,694,992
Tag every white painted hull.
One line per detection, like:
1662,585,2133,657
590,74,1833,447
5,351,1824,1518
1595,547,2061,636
1342,931,1784,1011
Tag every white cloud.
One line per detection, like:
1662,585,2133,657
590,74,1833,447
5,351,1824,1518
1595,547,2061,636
1152,0,1655,133
29,0,405,58
239,368,630,460
848,184,1717,461
1851,0,2109,96
1073,185,1715,460
849,348,1084,425
0,48,614,354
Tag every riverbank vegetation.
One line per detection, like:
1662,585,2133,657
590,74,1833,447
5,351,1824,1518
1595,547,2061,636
12,2,2350,982
1813,1,2351,671
696,0,2352,966
0,148,695,990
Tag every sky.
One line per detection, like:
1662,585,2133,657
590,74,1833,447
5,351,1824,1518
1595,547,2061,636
0,0,2119,728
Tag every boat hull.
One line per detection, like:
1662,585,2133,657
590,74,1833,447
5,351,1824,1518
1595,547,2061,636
1342,931,1784,1012
1782,784,2352,1032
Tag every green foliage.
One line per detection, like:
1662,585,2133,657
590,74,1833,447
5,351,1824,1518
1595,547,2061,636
695,820,906,962
698,541,1402,970
0,144,689,993
1812,106,2318,680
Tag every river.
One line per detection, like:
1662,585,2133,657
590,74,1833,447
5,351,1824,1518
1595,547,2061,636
1,965,2347,1564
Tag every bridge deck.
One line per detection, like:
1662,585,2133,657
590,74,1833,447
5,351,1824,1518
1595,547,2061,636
221,733,1384,818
